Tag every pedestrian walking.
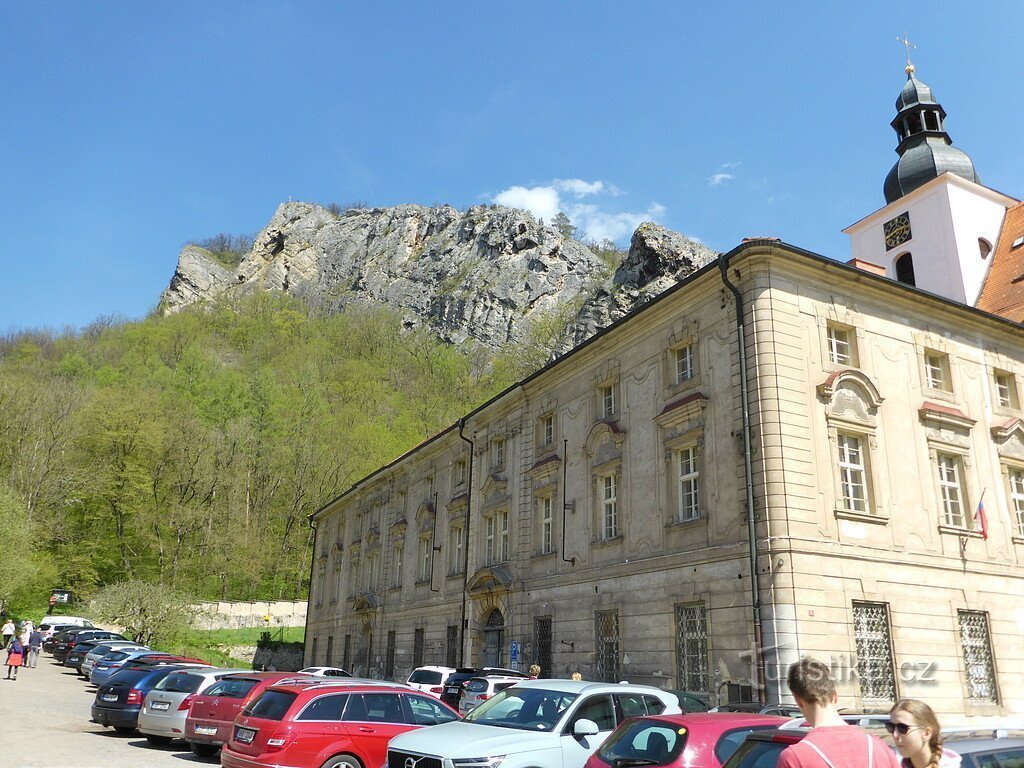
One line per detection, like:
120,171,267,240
888,699,961,768
529,664,541,679
1,618,14,647
778,658,899,768
27,627,43,668
5,636,25,680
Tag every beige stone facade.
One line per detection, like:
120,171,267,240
306,241,1024,723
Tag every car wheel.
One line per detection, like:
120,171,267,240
322,755,362,768
113,726,134,734
145,734,173,746
190,742,220,758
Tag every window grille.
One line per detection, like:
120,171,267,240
325,635,334,666
958,610,998,703
838,433,869,512
827,326,853,366
675,603,709,698
852,601,897,704
895,253,915,286
413,627,425,668
595,611,620,682
385,631,396,679
676,447,700,521
602,474,619,539
342,634,352,671
675,344,694,384
1010,469,1024,538
534,617,553,679
446,625,459,668
937,454,966,527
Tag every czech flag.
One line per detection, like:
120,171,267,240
974,499,989,540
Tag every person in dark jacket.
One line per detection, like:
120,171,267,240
27,628,43,668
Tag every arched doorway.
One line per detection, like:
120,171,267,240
483,608,505,667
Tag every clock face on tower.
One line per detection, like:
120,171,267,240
883,212,912,250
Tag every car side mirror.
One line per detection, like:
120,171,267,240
574,719,600,737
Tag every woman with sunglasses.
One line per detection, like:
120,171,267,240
888,699,961,768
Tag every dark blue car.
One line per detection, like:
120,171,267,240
91,664,205,733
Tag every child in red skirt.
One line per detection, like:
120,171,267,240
5,636,24,680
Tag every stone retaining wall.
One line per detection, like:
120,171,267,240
193,600,306,630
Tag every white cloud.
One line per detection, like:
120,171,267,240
491,179,663,243
708,172,734,187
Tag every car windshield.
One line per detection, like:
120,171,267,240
599,718,688,767
204,678,259,698
243,690,297,720
464,687,576,731
409,670,444,684
154,672,204,693
465,678,489,693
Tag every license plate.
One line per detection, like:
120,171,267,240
445,686,460,694
194,725,218,735
101,694,118,702
235,727,256,744
151,701,171,711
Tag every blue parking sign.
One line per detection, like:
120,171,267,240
510,640,519,662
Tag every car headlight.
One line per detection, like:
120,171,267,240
452,757,505,768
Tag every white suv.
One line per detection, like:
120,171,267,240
407,665,457,697
388,679,680,768
459,675,524,715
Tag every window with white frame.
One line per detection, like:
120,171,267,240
497,509,509,561
994,370,1018,409
393,544,403,587
675,446,700,522
492,438,506,469
827,324,855,366
674,343,695,385
539,495,554,553
485,515,496,564
600,383,618,419
937,453,967,527
424,475,434,502
958,610,999,703
366,552,379,592
417,536,431,582
540,413,554,448
837,433,870,513
455,458,468,487
1009,468,1024,538
448,524,464,573
924,351,952,392
601,473,619,539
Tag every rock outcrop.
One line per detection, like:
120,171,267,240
160,202,717,355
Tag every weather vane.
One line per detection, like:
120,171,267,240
897,33,916,75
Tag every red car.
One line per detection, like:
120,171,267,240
585,712,789,768
185,671,313,758
221,680,459,768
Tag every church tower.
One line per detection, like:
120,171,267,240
844,60,1014,305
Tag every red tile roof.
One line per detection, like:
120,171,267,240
977,201,1024,322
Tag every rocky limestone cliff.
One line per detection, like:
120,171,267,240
161,202,717,355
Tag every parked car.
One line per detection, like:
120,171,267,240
459,675,525,715
137,667,249,745
184,672,315,758
52,629,125,662
406,665,457,697
585,712,789,768
92,663,208,734
665,690,711,713
81,642,148,678
388,679,682,768
66,638,129,671
298,666,353,677
90,649,172,686
438,666,528,710
40,616,93,636
711,702,803,718
221,680,459,768
39,622,78,642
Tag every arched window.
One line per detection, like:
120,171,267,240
924,111,939,131
895,253,916,286
907,113,923,134
978,238,992,260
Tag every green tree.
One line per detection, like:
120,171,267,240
552,212,577,239
90,579,197,646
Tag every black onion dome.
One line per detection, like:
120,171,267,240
896,75,937,110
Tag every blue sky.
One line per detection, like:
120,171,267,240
2,1,1022,332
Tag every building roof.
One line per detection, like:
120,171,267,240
976,201,1024,322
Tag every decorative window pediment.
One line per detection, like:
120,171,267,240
919,401,976,433
818,369,884,426
390,516,408,534
655,392,708,431
529,454,561,480
585,420,625,466
480,472,509,510
415,502,435,530
466,564,515,596
992,418,1024,461
352,592,381,612
447,492,469,519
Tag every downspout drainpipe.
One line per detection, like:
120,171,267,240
457,418,475,667
718,249,766,704
303,515,318,669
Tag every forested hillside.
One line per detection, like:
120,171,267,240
0,293,517,612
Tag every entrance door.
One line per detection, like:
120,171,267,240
483,609,504,667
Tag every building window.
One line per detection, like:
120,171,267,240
325,635,334,666
492,438,506,469
342,635,352,671
366,552,379,592
448,525,464,573
601,474,619,539
837,433,870,513
539,495,554,553
994,371,1018,409
675,603,709,698
455,458,468,487
534,617,553,679
1010,469,1024,538
852,601,898,704
674,343,695,385
397,491,407,517
310,637,319,667
485,511,509,564
937,453,967,527
675,446,700,522
979,238,992,260
539,413,555,448
418,536,431,582
600,383,618,419
349,556,360,596
895,253,916,286
924,351,952,392
413,627,425,668
425,475,434,502
385,631,396,679
958,610,998,704
497,510,509,562
827,324,856,366
446,625,459,668
393,544,404,587
595,611,620,682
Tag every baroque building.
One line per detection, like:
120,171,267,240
305,66,1024,723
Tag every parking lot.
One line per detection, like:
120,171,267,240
0,656,206,768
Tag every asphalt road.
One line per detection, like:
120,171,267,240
0,653,214,768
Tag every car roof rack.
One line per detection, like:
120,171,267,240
277,678,410,691
779,714,891,731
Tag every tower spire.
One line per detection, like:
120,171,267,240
896,33,916,76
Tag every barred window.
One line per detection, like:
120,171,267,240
675,603,709,698
958,610,998,703
937,453,966,527
325,635,334,667
534,617,553,679
676,446,700,521
838,433,869,513
446,625,459,668
342,634,352,671
385,631,396,679
852,601,897,704
595,611,620,682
